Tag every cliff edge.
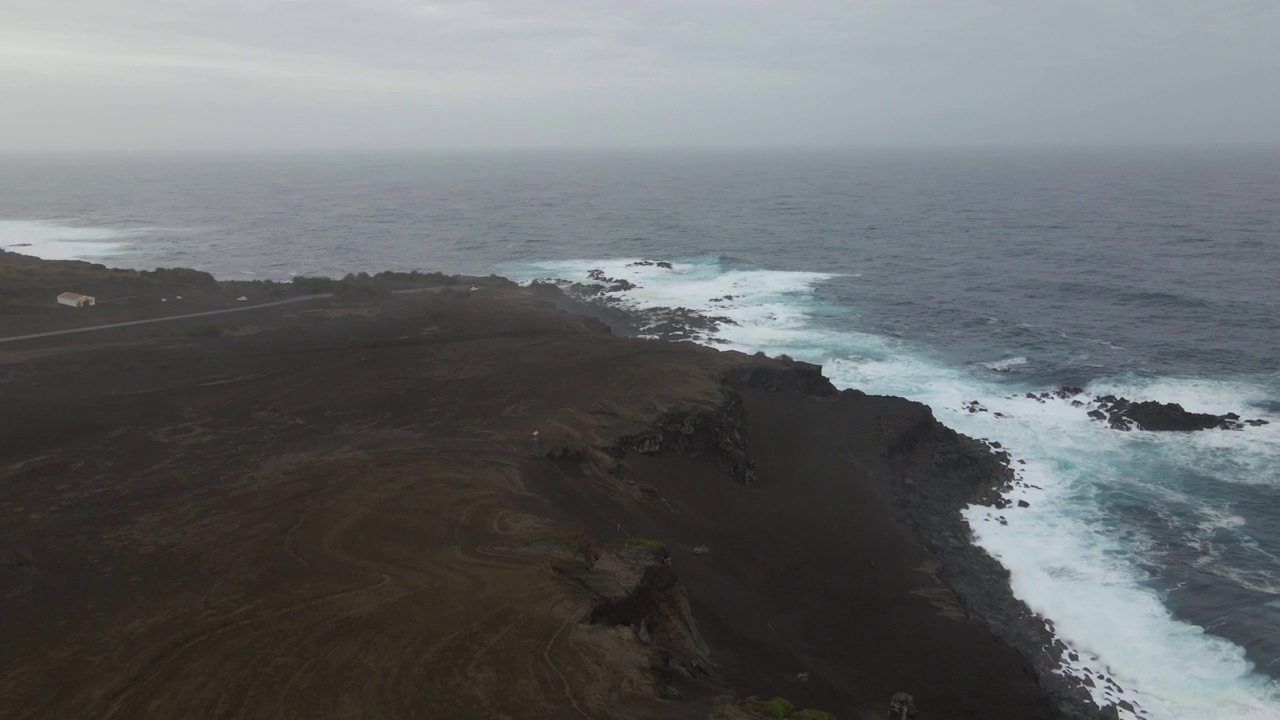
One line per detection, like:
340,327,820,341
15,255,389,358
0,255,1099,719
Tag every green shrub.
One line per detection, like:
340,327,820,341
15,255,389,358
746,696,795,718
293,271,452,298
141,267,217,286
370,270,453,286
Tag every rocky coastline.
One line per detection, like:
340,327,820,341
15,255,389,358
593,349,1115,720
521,266,1116,718
0,252,1135,719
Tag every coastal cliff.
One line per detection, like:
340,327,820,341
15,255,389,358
0,254,1104,719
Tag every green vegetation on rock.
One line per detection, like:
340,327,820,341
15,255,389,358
746,696,796,718
791,710,835,720
742,697,834,720
611,537,667,550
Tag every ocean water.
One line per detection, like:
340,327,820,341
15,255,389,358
2,148,1279,718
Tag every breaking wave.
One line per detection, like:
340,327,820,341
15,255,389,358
508,255,1280,720
0,220,149,261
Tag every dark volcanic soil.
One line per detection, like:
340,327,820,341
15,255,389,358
1,256,1096,720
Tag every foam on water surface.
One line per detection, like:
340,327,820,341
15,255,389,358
983,356,1030,372
511,256,1280,720
952,396,1280,719
0,220,144,261
512,257,844,355
831,363,1280,719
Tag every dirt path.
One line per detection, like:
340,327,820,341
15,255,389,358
0,294,332,344
0,286,469,345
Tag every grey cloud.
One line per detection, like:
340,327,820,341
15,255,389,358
1,0,1277,151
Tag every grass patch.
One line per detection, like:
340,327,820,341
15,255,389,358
183,321,222,338
746,696,795,718
611,537,667,551
791,711,835,720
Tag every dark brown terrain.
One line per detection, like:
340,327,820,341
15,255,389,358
1,253,1086,719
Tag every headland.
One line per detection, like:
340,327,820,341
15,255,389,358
0,251,1108,719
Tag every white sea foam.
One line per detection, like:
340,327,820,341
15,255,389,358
511,257,843,354
0,220,141,261
1087,376,1280,488
983,356,1029,371
834,373,1280,718
510,256,1280,720
961,435,1280,719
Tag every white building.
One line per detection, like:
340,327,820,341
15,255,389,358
57,292,96,308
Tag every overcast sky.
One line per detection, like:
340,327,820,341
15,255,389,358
2,0,1278,151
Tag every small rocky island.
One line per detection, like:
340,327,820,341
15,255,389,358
1,251,1111,719
1001,386,1268,431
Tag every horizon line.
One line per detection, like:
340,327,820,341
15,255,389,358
3,141,1280,158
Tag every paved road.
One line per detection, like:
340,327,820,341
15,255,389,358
0,286,465,345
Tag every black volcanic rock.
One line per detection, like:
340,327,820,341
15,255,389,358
1091,396,1259,431
1032,389,1270,432
1123,401,1224,431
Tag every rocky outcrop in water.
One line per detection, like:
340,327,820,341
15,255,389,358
1089,395,1266,431
1001,387,1269,432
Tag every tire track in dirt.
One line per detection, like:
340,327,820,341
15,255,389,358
93,466,424,719
96,569,395,720
544,599,595,720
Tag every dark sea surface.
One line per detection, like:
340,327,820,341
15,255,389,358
2,148,1278,718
